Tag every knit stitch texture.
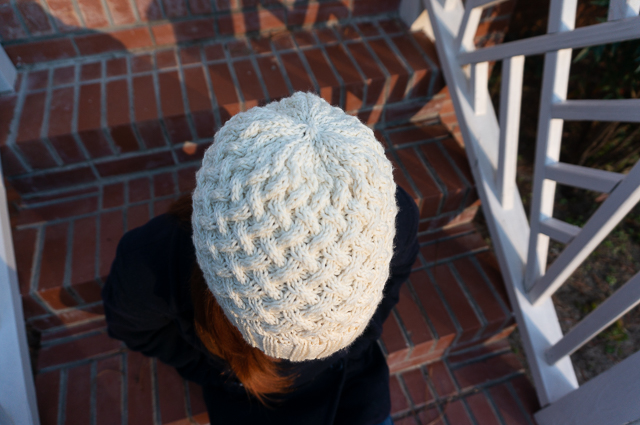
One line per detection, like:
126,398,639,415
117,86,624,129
192,92,398,361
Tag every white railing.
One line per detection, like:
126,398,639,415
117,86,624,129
423,0,640,423
0,166,40,423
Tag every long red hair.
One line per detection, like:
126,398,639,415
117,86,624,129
168,194,293,404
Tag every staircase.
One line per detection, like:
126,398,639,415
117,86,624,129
0,0,539,423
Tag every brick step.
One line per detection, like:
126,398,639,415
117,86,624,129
33,330,535,425
10,115,481,330
1,0,402,66
0,17,451,196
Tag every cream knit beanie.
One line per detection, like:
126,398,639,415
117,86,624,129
192,92,398,362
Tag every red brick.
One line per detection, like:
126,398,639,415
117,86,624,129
351,0,399,16
357,107,382,126
444,399,474,425
75,27,153,55
177,167,197,192
357,21,379,37
38,222,69,291
402,368,433,407
16,0,53,34
10,166,97,193
288,1,348,26
29,304,105,331
127,203,150,230
388,124,449,147
156,359,188,423
233,59,264,110
391,34,432,98
129,177,151,202
272,32,294,51
12,227,38,294
208,63,241,123
1,145,27,176
395,416,419,425
314,27,338,44
76,82,101,132
103,182,125,208
204,43,224,61
106,0,137,24
475,252,510,309
0,2,27,40
6,38,75,65
189,0,212,14
153,197,175,216
96,356,123,425
153,172,175,197
381,312,409,365
183,67,215,138
395,148,441,218
38,331,122,369
48,92,85,165
440,138,473,184
227,39,251,57
95,151,175,177
431,264,482,343
384,98,443,124
249,37,272,54
46,0,82,30
38,286,78,311
488,383,530,425
175,141,209,162
217,8,285,35
188,381,207,417
386,153,419,207
346,42,386,106
12,195,99,226
292,29,316,47
324,44,364,111
420,232,487,265
510,375,539,419
80,63,101,82
131,74,165,148
303,48,339,106
454,353,523,390
420,143,466,213
77,0,110,27
427,361,457,398
64,363,92,425
255,55,290,102
158,71,192,143
279,51,314,93
107,79,140,154
26,69,49,91
465,392,502,425
396,285,433,350
337,24,360,41
99,210,124,280
411,31,444,90
36,370,60,425
127,351,155,425
160,0,187,17
134,0,163,20
409,270,456,351
17,93,57,169
180,46,202,65
367,38,410,102
106,58,128,77
153,18,215,45
378,19,406,34
40,318,106,343
389,375,410,414
155,49,177,69
131,53,154,72
453,257,507,336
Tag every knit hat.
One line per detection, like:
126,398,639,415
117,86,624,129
192,92,398,362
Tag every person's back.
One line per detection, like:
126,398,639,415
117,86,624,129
102,92,419,425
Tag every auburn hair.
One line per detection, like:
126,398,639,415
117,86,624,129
168,194,293,404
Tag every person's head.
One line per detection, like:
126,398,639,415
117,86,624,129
187,92,398,399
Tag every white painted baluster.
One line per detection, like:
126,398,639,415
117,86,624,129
608,0,640,20
471,61,489,115
524,0,578,292
497,55,524,209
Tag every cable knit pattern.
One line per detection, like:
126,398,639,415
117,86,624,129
192,92,398,362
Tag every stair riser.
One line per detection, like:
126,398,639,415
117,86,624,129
1,0,403,65
2,25,446,196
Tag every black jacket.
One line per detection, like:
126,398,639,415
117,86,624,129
102,186,419,425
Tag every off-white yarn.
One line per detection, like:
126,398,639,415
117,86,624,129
192,92,398,362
